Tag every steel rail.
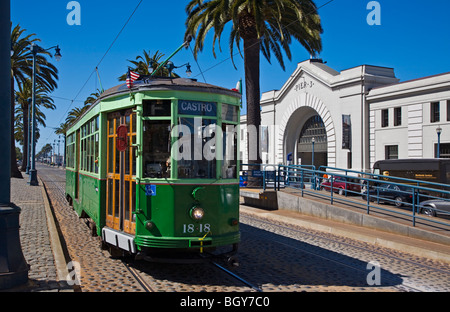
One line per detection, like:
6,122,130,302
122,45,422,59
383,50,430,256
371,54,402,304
210,261,263,292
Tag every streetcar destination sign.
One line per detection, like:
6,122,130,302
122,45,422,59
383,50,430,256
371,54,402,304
178,100,216,116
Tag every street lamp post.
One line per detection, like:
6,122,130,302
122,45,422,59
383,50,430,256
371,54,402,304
436,127,442,158
29,43,61,185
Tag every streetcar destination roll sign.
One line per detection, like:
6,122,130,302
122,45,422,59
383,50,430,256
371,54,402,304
178,100,217,116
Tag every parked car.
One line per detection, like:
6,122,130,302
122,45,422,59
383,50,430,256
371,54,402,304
419,199,450,217
320,176,362,195
362,183,413,207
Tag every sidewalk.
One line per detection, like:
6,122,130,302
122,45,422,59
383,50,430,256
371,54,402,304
3,173,73,292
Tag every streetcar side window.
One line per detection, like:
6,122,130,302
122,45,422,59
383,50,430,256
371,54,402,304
222,123,237,179
142,120,171,178
66,133,75,168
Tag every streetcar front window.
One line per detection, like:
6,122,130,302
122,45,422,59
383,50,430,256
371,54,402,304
142,120,171,178
176,118,216,179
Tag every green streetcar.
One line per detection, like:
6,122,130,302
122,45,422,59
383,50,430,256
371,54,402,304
65,75,241,262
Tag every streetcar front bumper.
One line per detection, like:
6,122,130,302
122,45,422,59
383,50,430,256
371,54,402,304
134,231,240,249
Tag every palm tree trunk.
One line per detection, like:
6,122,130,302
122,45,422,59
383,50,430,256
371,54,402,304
10,77,22,178
244,35,262,187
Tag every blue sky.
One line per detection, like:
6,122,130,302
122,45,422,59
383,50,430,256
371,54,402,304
11,0,450,153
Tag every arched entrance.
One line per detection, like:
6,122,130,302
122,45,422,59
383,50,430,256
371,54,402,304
279,92,336,167
297,115,327,167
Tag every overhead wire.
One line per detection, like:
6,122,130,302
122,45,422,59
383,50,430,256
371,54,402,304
46,0,335,144
45,0,144,143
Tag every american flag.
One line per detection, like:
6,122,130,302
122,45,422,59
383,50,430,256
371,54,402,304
126,69,140,88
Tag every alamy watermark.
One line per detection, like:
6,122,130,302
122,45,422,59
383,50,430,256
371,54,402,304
67,1,81,26
367,1,381,26
366,260,381,285
170,117,273,162
66,260,81,286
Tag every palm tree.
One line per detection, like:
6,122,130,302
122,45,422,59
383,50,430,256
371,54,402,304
14,79,55,171
10,23,59,177
185,0,323,176
118,49,179,80
65,106,91,128
84,89,102,106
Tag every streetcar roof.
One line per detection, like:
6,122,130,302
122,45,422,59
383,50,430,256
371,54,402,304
66,76,241,132
100,76,241,100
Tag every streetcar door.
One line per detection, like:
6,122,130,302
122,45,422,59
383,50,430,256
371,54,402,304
106,110,137,234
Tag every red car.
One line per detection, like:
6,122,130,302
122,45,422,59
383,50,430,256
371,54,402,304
320,176,362,195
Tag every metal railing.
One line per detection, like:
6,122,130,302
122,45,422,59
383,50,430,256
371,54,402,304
239,163,450,230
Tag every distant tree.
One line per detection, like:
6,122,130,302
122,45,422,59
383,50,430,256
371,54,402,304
118,49,179,80
10,23,58,177
14,79,55,171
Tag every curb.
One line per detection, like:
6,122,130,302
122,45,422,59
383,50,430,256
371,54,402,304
38,178,74,291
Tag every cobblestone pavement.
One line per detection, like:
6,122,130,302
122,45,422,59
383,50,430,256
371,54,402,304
9,173,72,292
239,213,450,292
38,165,450,292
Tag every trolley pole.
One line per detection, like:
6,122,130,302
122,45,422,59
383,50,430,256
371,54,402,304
150,36,192,77
0,0,29,289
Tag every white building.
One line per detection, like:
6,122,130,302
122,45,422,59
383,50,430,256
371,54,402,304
240,59,450,172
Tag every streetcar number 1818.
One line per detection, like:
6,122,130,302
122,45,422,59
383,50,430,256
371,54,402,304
182,223,211,233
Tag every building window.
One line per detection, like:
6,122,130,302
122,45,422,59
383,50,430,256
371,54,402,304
394,107,401,126
381,109,389,128
385,145,398,159
431,102,440,123
435,143,450,158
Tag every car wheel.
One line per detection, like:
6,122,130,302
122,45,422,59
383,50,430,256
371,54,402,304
421,206,436,217
394,196,403,207
338,188,344,195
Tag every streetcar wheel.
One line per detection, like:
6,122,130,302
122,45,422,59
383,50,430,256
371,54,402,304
66,195,73,206
109,246,124,259
227,256,239,267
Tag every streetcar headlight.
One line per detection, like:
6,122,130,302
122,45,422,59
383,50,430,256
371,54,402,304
190,206,205,221
145,220,155,231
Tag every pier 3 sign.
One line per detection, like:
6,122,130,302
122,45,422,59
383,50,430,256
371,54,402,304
294,79,314,91
178,100,217,116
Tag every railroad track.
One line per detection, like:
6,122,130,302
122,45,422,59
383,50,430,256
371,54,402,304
211,260,263,292
38,166,261,292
